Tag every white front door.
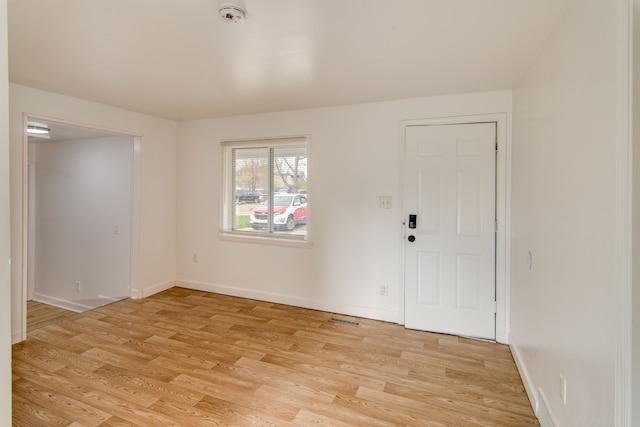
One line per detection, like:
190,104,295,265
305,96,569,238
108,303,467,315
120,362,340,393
404,122,496,340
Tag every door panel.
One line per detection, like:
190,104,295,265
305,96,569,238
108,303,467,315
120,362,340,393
417,251,441,305
404,122,496,339
457,169,482,236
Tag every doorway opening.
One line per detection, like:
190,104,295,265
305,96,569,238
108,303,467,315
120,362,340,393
22,116,141,335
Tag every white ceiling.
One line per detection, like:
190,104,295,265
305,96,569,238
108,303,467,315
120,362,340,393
8,0,569,121
27,121,122,144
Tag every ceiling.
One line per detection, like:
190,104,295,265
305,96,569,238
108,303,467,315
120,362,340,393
8,0,569,121
27,121,122,144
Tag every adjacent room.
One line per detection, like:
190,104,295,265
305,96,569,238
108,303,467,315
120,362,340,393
25,121,135,330
0,0,636,426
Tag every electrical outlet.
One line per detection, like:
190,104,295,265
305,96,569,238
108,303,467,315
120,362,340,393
75,280,81,292
193,253,198,263
559,375,567,405
380,284,388,296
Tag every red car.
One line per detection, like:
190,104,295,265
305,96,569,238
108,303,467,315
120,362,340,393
250,194,307,231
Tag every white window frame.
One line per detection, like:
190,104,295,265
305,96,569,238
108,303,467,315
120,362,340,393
219,136,312,247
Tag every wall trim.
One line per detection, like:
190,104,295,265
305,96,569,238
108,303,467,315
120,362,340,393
32,293,90,313
175,279,400,323
398,112,511,343
509,341,537,415
615,0,633,425
509,339,558,426
535,388,558,427
31,293,130,314
134,280,176,299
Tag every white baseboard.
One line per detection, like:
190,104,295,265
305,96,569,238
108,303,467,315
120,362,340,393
510,339,557,427
175,279,400,323
33,293,90,313
536,388,557,427
12,330,23,345
134,280,176,299
33,293,131,313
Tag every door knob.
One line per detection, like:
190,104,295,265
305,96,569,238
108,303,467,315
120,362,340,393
408,235,415,242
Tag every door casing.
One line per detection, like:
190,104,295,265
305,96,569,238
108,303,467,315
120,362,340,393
400,113,510,343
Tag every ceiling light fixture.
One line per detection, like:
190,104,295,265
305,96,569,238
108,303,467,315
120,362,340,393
219,2,247,23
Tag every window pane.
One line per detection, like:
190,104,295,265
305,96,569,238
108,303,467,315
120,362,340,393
269,147,307,235
233,147,268,232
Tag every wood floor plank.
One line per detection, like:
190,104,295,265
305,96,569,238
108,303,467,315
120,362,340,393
130,335,221,370
12,342,70,373
91,363,205,406
73,316,155,342
13,337,104,372
147,397,229,427
330,392,448,426
172,372,302,423
165,331,267,362
195,394,298,426
293,409,359,427
12,393,72,427
84,314,178,339
355,386,498,427
13,378,111,427
14,354,180,426
282,396,399,427
13,287,538,426
27,301,77,331
236,358,336,404
260,352,387,392
28,325,94,354
170,372,258,400
52,365,162,408
96,415,137,426
383,381,539,424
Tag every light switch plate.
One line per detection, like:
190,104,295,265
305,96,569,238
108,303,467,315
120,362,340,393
379,196,392,209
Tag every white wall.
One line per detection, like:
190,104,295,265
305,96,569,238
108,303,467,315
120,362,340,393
0,0,12,422
511,1,619,425
176,91,511,324
9,84,177,341
32,136,131,311
633,0,640,422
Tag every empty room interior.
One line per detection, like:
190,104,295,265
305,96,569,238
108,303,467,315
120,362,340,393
0,0,639,426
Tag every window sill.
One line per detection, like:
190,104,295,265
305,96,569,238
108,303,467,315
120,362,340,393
219,230,313,248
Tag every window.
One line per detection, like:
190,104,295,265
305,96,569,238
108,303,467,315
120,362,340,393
220,136,309,244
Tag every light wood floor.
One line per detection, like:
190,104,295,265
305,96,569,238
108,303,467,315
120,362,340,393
27,300,77,331
13,287,538,426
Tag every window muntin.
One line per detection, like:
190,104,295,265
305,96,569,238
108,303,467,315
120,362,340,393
221,137,309,243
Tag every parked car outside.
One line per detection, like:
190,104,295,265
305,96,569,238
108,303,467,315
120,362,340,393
236,190,265,203
250,194,307,231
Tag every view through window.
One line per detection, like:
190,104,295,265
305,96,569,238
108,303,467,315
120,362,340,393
221,138,308,241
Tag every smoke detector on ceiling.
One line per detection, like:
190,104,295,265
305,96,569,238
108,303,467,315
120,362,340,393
219,3,247,23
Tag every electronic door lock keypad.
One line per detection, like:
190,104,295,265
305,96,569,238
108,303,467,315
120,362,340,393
408,214,417,229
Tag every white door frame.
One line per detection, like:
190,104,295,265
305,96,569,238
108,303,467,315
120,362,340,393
19,114,142,341
400,113,510,343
